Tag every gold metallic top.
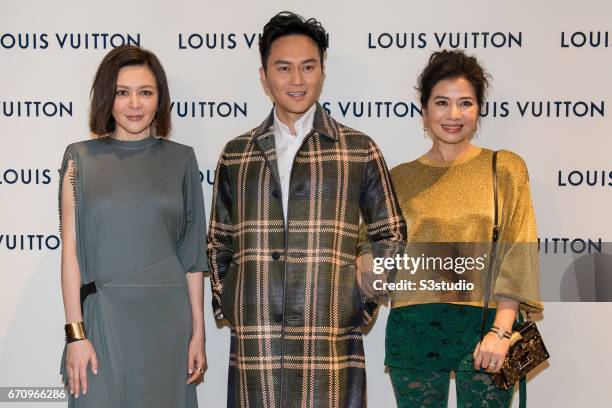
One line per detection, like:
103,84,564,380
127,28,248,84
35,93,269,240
359,147,543,312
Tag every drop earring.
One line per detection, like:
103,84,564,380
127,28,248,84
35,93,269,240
471,124,478,139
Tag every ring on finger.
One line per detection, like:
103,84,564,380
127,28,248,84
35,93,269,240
489,361,497,368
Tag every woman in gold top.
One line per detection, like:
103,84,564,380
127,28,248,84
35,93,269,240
358,50,543,407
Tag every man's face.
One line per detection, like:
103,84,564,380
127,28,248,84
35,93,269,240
260,34,324,126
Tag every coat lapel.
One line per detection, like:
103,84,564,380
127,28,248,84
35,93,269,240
311,103,339,142
251,109,282,191
250,103,342,201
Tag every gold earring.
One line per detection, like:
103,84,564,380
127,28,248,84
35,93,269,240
423,125,429,139
471,124,478,139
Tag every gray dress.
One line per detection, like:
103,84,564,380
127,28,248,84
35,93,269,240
59,136,208,408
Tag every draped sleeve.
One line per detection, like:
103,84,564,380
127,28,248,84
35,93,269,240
177,148,209,273
494,151,543,313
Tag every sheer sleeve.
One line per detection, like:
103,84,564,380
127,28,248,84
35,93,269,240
494,151,543,312
58,146,77,239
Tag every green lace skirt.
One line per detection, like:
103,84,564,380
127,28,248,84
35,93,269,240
385,303,498,371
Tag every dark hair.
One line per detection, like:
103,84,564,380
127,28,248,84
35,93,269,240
259,11,328,72
89,45,171,137
417,50,490,111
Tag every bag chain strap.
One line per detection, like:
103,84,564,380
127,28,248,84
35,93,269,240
480,151,499,341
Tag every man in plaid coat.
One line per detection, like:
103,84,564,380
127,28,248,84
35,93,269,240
208,12,407,408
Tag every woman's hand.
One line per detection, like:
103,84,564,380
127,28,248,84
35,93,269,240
185,271,206,384
66,339,98,398
186,333,207,384
473,332,510,373
474,297,519,373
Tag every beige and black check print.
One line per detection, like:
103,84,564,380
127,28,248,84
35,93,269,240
208,103,406,408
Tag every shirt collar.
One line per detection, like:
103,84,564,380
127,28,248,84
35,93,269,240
273,103,316,139
251,102,340,143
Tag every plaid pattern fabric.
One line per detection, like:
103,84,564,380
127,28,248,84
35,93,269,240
208,103,406,408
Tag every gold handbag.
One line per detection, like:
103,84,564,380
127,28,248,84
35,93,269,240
480,151,550,393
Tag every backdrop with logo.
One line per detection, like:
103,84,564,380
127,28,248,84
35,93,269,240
1,1,611,406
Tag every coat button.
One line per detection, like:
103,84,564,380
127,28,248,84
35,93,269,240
272,190,280,199
272,251,281,261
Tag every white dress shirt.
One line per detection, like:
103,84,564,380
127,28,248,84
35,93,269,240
273,104,316,222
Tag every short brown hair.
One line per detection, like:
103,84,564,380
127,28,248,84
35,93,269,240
89,45,171,137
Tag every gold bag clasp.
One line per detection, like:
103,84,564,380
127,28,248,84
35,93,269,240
509,331,523,346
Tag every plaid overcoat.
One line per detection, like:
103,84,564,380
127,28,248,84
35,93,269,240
208,103,406,408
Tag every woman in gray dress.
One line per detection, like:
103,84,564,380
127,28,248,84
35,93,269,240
59,45,208,407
